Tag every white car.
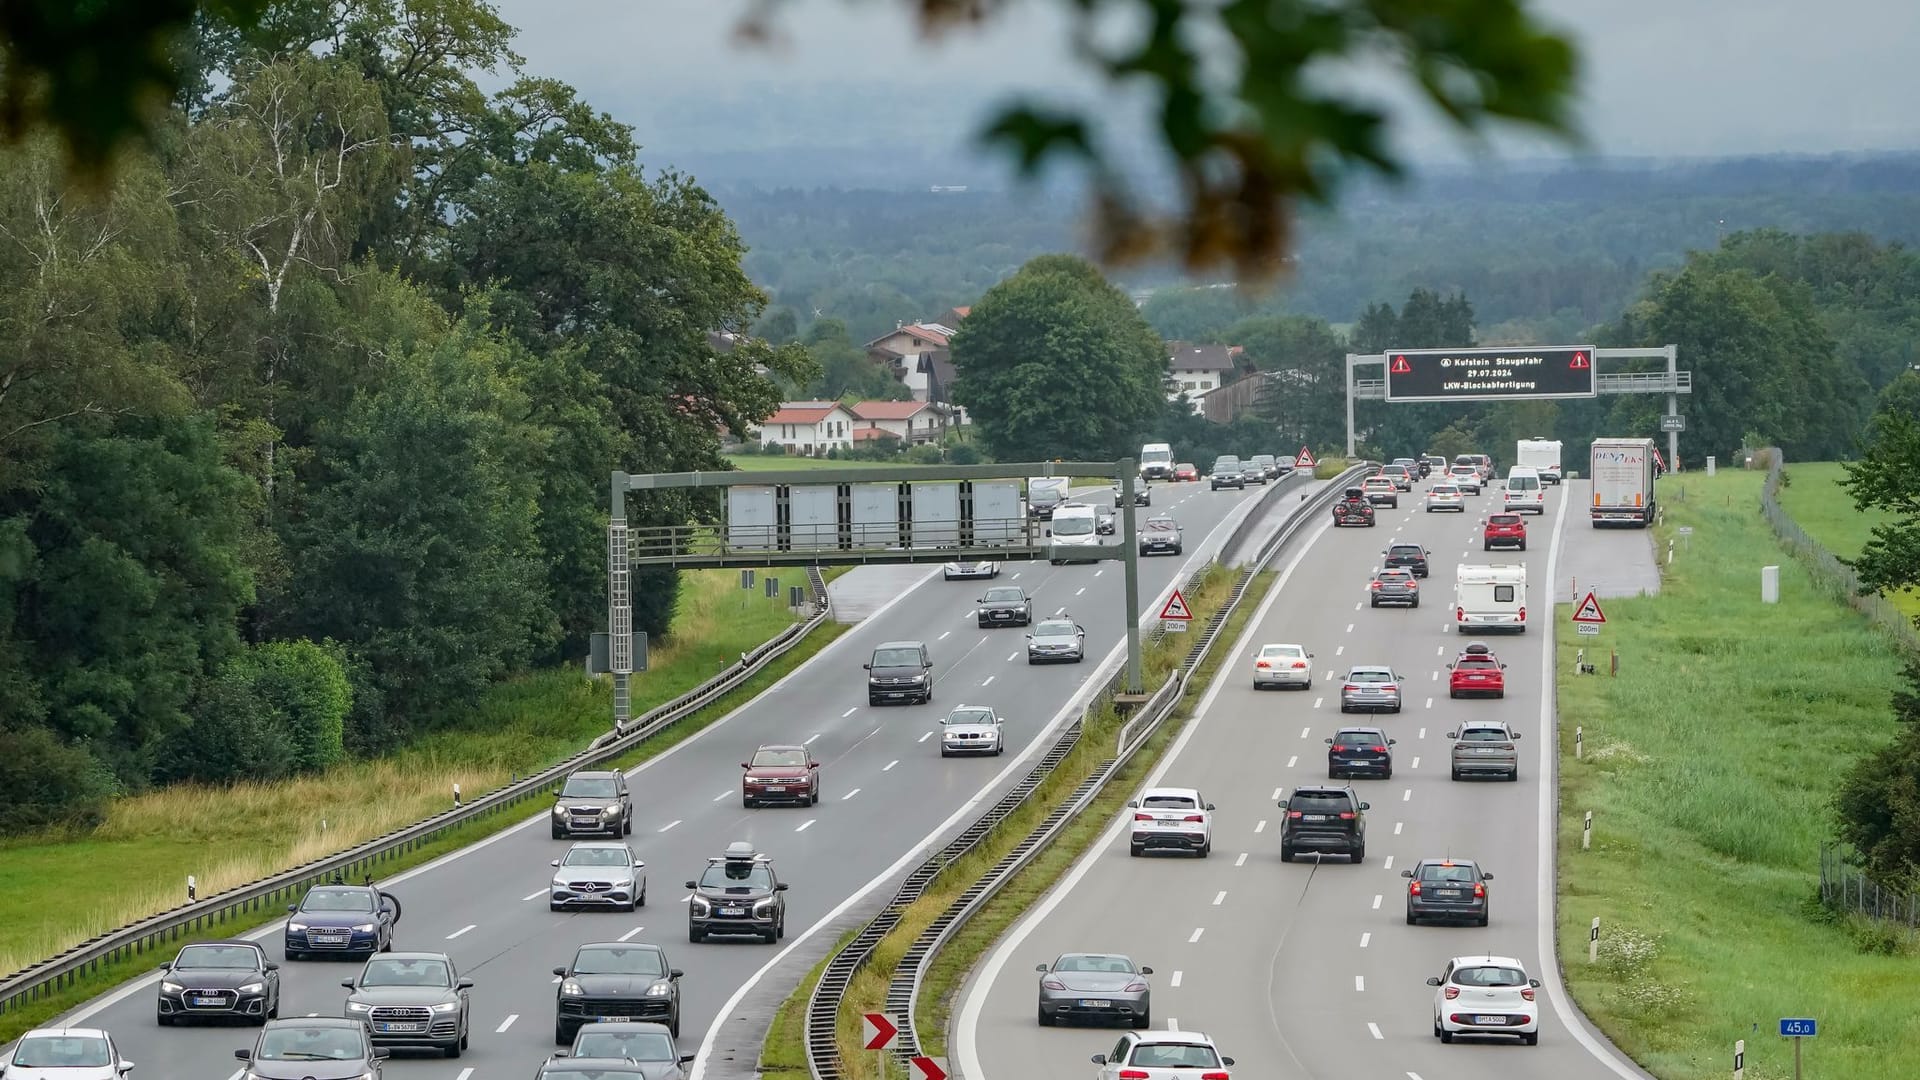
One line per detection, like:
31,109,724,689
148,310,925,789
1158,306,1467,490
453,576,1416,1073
1428,954,1542,1044
1,1028,134,1079
1126,786,1213,857
550,840,646,911
939,704,1005,757
1252,643,1313,689
1447,466,1483,494
1424,484,1464,512
943,560,999,581
1092,1029,1235,1079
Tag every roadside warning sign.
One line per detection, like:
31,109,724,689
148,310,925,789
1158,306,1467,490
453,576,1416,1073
1389,355,1412,374
1158,590,1193,621
1568,350,1591,370
1295,446,1317,469
1571,591,1607,624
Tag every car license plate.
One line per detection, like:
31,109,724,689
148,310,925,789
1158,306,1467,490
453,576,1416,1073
1079,999,1111,1008
720,906,745,916
764,785,785,792
1436,889,1462,898
1473,1015,1506,1025
378,1022,423,1033
1478,748,1500,754
193,996,224,1006
1303,814,1327,822
314,933,347,943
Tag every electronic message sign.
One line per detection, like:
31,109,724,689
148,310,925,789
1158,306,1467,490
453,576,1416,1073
1383,345,1597,402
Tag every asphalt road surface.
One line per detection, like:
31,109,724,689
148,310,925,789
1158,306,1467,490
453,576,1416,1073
46,474,1294,1080
957,478,1656,1080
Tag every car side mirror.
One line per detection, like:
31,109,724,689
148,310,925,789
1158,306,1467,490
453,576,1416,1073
1307,652,1314,658
117,1064,134,1075
862,663,871,670
373,1048,391,1059
551,859,561,867
1446,731,1458,739
341,979,356,989
1125,800,1138,808
458,978,475,989
1426,976,1443,986
1091,1055,1107,1065
1512,731,1523,739
234,1050,253,1062
1482,872,1494,880
553,1052,570,1059
1359,802,1370,810
264,961,278,971
669,969,684,980
1530,978,1543,988
1388,739,1397,745
553,966,569,978
938,718,947,724
1036,962,1050,973
684,880,697,890
680,1054,697,1064
1025,634,1033,639
740,762,751,769
1139,966,1153,974
1204,803,1215,811
1500,663,1508,669
286,903,297,913
810,761,820,767
1324,737,1333,744
1446,662,1454,669
776,882,790,891
1400,869,1414,878
159,962,171,971
635,860,645,868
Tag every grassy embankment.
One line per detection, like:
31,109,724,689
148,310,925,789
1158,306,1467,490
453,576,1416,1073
760,564,1272,1080
1774,460,1920,618
1556,468,1919,1080
0,568,848,1040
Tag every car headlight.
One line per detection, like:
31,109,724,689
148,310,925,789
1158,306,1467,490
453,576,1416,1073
346,1000,371,1012
561,979,584,996
552,878,567,890
238,981,265,994
287,921,309,932
690,897,711,915
752,898,777,916
646,981,672,997
552,805,566,817
431,1000,462,1013
613,879,633,889
160,980,184,994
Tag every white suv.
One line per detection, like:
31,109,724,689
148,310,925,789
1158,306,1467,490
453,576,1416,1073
1092,1029,1236,1079
1428,954,1542,1044
1126,787,1214,857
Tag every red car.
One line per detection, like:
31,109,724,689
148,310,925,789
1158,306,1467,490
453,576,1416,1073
1447,642,1506,699
741,744,820,807
1483,513,1527,551
1172,462,1199,482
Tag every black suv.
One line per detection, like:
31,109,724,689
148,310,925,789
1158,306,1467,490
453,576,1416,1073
552,770,634,839
553,942,683,1043
1332,488,1375,527
1325,727,1396,780
1278,785,1369,863
866,640,933,705
687,842,789,943
1382,542,1429,577
976,585,1032,627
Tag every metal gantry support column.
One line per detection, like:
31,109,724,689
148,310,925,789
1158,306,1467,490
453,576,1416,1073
1118,458,1143,695
1345,354,1361,458
1665,343,1680,469
608,470,633,727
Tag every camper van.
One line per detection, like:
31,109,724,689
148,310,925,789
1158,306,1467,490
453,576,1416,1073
1454,564,1528,633
1502,467,1546,514
1047,504,1103,565
1515,439,1564,484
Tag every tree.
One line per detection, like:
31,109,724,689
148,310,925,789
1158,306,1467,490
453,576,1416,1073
1833,660,1920,886
949,255,1167,462
158,638,353,783
1879,371,1920,420
802,318,900,401
1235,315,1348,450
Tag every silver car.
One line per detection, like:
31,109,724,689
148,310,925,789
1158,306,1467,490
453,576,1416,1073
1339,665,1404,713
1035,952,1153,1027
560,1021,693,1078
939,704,1005,757
1449,721,1522,781
551,841,647,911
1425,483,1464,512
1027,617,1087,664
342,952,472,1058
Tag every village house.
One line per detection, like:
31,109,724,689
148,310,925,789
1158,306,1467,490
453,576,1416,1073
756,400,860,454
850,400,947,444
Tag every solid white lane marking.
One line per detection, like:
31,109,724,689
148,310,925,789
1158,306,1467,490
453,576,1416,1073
227,1071,246,1080
1356,975,1365,992
1188,927,1204,943
617,926,645,942
1403,788,1412,802
1368,1022,1384,1040
1372,894,1382,910
496,1014,518,1033
1171,970,1183,987
658,819,682,832
1410,757,1420,770
1235,853,1247,867
884,760,899,771
842,788,861,800
804,732,822,744
521,889,547,901
918,731,933,742
1383,855,1395,870
1394,822,1404,835
446,924,476,939
981,675,995,687
1286,755,1297,768
796,819,816,832
841,707,857,718
1254,820,1267,833
1212,891,1227,906
1300,725,1311,738
1360,932,1372,948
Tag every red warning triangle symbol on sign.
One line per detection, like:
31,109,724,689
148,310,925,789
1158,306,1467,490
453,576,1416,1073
1295,446,1317,468
1389,355,1413,374
1568,351,1591,370
1159,590,1193,621
1571,590,1607,623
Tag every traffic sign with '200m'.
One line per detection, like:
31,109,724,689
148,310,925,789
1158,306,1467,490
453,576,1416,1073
1384,345,1598,402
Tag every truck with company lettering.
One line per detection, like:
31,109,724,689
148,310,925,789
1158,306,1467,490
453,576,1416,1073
1589,437,1657,528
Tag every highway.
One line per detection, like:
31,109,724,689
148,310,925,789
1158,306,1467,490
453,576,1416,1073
956,477,1654,1080
49,474,1292,1080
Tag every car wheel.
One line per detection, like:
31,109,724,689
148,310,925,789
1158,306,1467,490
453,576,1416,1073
1508,770,1520,782
461,1023,470,1050
1495,689,1504,699
1440,1028,1455,1044
1407,909,1418,925
1199,841,1211,858
624,813,633,835
763,926,778,944
1134,1011,1150,1030
1477,913,1489,927
1434,1016,1443,1038
284,949,304,962
556,1020,571,1045
811,787,821,805
1038,1006,1055,1026
689,927,706,944
1411,598,1420,608
1352,845,1365,863
445,1037,462,1059
671,1010,681,1038
1523,1032,1539,1045
1448,689,1458,699
1383,769,1393,780
743,795,755,808
1519,542,1527,550
1370,599,1379,608
869,696,880,706
1279,845,1294,862
940,748,952,758
778,913,787,940
1451,768,1463,781
638,883,647,907
269,996,279,1020
157,1012,172,1026
551,824,565,839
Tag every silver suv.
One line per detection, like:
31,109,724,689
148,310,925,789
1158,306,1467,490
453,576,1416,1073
1448,721,1522,781
342,952,472,1058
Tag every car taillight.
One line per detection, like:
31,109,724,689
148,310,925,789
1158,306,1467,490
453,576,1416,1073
1256,660,1271,668
1518,606,1526,621
1133,812,1154,821
1123,980,1149,993
1474,882,1486,897
1291,660,1307,669
1456,606,1465,621
1409,880,1421,895
1407,582,1418,589
1042,978,1066,990
1445,986,1460,999
1332,744,1347,752
1183,814,1206,822
1119,1071,1150,1079
1202,1073,1230,1080
1343,684,1358,692
1370,581,1382,590
1288,810,1303,819
1383,684,1397,692
1521,987,1536,1001
1372,745,1387,752
1338,812,1356,819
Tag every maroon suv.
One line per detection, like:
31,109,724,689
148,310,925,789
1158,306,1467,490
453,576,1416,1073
741,744,820,807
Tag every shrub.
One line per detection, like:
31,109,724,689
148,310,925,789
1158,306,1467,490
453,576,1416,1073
0,727,118,834
158,639,353,782
903,444,943,464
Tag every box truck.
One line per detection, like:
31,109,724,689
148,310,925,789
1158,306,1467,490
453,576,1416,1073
1590,437,1657,527
1515,439,1564,484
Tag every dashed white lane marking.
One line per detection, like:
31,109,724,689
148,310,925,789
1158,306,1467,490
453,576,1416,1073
1336,645,1345,656
1272,787,1283,800
805,733,823,745
1372,894,1383,910
841,707,857,718
522,889,547,901
1356,975,1366,992
658,819,682,832
842,788,861,800
1235,853,1248,867
1188,927,1205,943
1408,1073,1427,1080
1094,569,1104,577
1410,757,1420,770
1006,652,1019,662
1212,891,1227,906
1354,601,1362,610
456,1069,475,1080
1403,788,1413,802
1053,607,1066,616
1300,725,1312,738
1075,586,1086,596
1011,572,1021,579
1383,855,1395,870
1254,820,1267,833
884,760,899,771
1431,671,1438,681
1168,1017,1180,1030
795,819,816,832
1437,645,1445,656
1314,696,1325,708
918,731,933,743
1171,970,1183,987
496,1014,518,1032
1394,822,1404,835
713,790,730,802
939,631,951,640
617,926,646,942
1360,932,1372,948
1419,727,1427,739
446,924,476,939
1286,755,1297,768
1345,623,1355,633
1368,1022,1384,1040
1425,697,1433,708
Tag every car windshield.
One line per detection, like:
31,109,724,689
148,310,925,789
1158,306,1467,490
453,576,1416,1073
257,1026,365,1061
1288,792,1354,813
1260,645,1303,659
359,958,451,987
1130,1043,1223,1068
177,944,258,969
1490,515,1521,525
983,588,1024,602
1454,965,1528,987
12,1036,112,1068
1212,459,1237,469
1431,485,1458,494
1333,731,1383,745
1054,954,1135,973
948,708,995,726
871,648,921,668
1460,727,1511,741
563,846,632,867
700,863,774,892
1349,670,1394,684
572,947,665,977
751,749,807,768
1365,479,1391,488
1451,467,1475,475
1034,620,1077,637
1391,547,1422,558
300,887,373,913
573,1031,675,1061
1384,466,1406,475
561,777,618,798
1456,657,1498,670
1509,475,1539,490
1420,863,1480,883
1145,519,1176,532
1052,514,1094,536
1176,463,1195,472
541,1069,648,1079
1141,794,1197,810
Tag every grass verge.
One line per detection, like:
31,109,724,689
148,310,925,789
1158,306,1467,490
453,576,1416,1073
1313,456,1353,479
1556,469,1919,1080
757,927,864,1080
1773,460,1920,617
758,564,1265,1080
0,576,847,1042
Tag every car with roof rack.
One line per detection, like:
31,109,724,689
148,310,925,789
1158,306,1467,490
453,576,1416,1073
685,842,788,943
1448,642,1507,699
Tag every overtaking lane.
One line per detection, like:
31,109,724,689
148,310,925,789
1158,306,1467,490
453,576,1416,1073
64,476,1282,1080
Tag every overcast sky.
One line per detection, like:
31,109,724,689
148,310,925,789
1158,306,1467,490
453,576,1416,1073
493,0,1920,173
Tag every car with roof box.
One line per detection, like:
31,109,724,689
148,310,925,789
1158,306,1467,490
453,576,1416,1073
1448,642,1506,699
342,951,472,1057
685,842,788,943
1332,487,1375,527
157,939,280,1025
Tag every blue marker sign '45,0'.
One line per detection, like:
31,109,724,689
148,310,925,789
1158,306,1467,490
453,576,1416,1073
1779,1018,1818,1037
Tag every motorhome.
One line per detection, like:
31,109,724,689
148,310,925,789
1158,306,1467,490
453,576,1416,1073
1454,564,1528,633
1047,504,1103,564
1515,439,1564,483
1139,442,1174,481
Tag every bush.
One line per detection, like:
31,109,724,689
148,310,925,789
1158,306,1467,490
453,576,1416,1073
903,444,943,464
0,727,118,834
158,639,353,782
946,442,982,465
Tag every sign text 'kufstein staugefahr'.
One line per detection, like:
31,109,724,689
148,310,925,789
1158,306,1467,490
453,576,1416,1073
1384,345,1599,402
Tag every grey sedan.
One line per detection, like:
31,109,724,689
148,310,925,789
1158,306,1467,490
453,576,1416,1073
1036,953,1153,1027
1339,666,1404,713
1026,618,1087,664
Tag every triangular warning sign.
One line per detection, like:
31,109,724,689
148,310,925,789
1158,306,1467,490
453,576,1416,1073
1568,350,1591,370
1158,590,1193,621
1389,355,1413,374
1295,446,1317,468
1571,590,1607,624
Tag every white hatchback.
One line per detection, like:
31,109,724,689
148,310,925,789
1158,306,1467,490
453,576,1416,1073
1252,643,1313,689
1428,954,1542,1044
1127,787,1214,857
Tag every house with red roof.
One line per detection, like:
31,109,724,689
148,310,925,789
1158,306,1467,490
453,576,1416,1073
757,400,860,454
850,399,948,445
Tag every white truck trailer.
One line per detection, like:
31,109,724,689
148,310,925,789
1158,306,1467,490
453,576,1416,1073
1589,437,1657,527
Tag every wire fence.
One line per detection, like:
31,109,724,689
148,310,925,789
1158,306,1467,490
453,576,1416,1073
1820,844,1920,929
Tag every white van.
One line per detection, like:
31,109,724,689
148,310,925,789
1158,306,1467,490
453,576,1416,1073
1047,504,1103,564
1503,467,1546,514
1455,564,1527,633
1139,442,1174,481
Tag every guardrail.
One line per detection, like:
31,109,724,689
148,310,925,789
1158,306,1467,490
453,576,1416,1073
802,464,1370,1079
0,574,835,1021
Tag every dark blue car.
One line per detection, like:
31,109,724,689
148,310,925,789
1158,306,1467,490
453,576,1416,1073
283,883,400,960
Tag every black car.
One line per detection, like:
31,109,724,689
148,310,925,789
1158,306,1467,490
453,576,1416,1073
1382,542,1430,577
865,640,933,705
1111,482,1152,506
537,1058,655,1080
1278,785,1368,863
552,770,635,839
553,942,683,1043
283,881,400,960
1403,858,1493,926
1325,727,1396,780
686,842,789,943
559,1020,694,1078
235,1017,386,1079
1138,515,1183,556
158,939,280,1025
1332,488,1375,527
976,585,1033,627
